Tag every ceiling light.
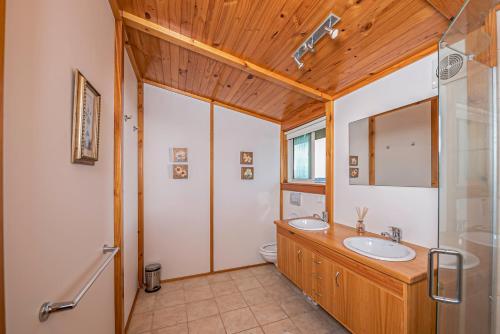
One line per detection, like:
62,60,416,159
325,27,339,40
293,56,304,70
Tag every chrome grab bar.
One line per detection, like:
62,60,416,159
39,245,119,322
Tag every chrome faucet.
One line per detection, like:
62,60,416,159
313,211,329,223
381,226,402,243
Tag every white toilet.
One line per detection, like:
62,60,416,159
259,242,277,264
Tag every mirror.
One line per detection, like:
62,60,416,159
349,97,438,188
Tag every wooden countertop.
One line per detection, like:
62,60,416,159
275,220,430,284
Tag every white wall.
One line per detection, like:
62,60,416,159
123,55,138,322
334,54,439,248
4,0,116,333
144,85,211,279
282,191,325,219
213,106,280,271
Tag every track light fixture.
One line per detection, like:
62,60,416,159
292,13,341,70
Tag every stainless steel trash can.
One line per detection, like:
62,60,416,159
145,263,161,293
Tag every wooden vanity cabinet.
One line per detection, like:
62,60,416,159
276,226,435,334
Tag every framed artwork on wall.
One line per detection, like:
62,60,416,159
240,151,253,165
241,167,254,180
350,168,359,178
71,70,101,165
349,155,358,166
173,147,188,163
173,164,189,179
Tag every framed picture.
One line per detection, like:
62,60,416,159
173,147,188,163
240,151,253,165
350,168,359,178
349,155,358,166
241,167,254,180
173,164,189,179
71,70,101,165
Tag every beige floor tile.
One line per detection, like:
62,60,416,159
128,311,153,334
182,276,209,289
279,296,314,317
188,315,226,334
235,277,263,292
152,304,187,330
250,302,288,325
255,273,282,287
250,265,276,276
239,327,265,334
186,299,219,322
262,319,302,334
152,323,188,334
159,281,184,293
242,287,275,306
134,294,157,314
215,292,248,313
207,272,232,284
221,307,259,334
211,280,239,297
185,285,214,302
290,311,338,334
264,282,295,301
155,290,185,309
230,268,255,280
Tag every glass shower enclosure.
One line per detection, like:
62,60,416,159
431,0,500,333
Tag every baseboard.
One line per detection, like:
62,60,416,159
161,262,269,283
124,288,140,333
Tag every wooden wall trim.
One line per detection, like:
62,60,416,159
0,0,5,331
124,289,140,333
137,81,144,287
143,79,281,125
210,103,214,273
325,102,334,226
113,19,125,334
124,41,141,81
279,130,287,219
368,117,375,186
121,11,332,102
281,183,325,195
431,98,439,188
107,0,122,20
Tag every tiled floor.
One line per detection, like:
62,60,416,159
128,264,350,334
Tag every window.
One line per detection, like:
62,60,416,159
287,118,326,183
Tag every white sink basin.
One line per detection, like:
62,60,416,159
459,231,499,248
288,218,329,231
343,237,416,262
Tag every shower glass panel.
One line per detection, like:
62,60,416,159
436,0,500,333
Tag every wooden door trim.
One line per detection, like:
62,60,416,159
113,18,125,334
210,103,214,273
137,81,144,287
0,0,5,332
325,102,334,226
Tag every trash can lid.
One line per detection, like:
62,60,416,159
145,263,161,271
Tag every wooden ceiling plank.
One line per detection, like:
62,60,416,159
426,0,463,20
169,43,180,88
158,40,173,87
185,48,200,93
177,47,190,92
122,11,333,101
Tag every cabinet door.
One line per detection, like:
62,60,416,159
277,233,294,281
331,263,346,324
311,253,333,311
344,268,404,334
295,244,312,295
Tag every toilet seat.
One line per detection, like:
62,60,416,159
259,242,277,254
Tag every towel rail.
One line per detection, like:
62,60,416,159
39,245,119,322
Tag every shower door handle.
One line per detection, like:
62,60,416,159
428,248,464,304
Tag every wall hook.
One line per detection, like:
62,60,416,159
124,115,132,122
133,126,138,132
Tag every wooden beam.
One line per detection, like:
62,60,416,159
325,102,334,227
426,0,463,20
107,0,122,20
210,103,214,273
113,19,125,334
281,183,325,195
137,81,144,288
122,11,333,102
142,78,281,125
0,0,5,332
124,37,141,81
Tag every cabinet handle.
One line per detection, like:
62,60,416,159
297,249,303,261
313,260,322,265
335,271,341,287
314,291,322,297
316,275,323,280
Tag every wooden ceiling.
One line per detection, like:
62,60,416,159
117,0,452,124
